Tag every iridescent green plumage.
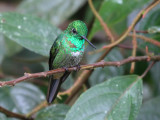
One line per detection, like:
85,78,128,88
47,20,95,103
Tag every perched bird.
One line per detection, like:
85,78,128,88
47,20,96,103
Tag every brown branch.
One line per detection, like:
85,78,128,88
130,30,137,73
88,0,115,42
0,55,160,87
128,33,160,48
142,0,160,18
140,61,156,78
0,106,32,120
135,30,148,34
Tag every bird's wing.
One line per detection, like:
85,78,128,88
49,38,59,70
47,35,71,103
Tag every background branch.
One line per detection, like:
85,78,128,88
88,0,115,42
130,30,137,73
0,106,32,120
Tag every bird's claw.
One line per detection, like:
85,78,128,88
75,64,81,71
63,67,69,72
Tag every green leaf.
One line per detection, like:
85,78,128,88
18,0,86,25
0,82,45,114
137,96,160,120
138,5,160,54
35,104,70,120
88,0,150,40
88,47,124,86
84,0,102,23
1,56,44,76
0,12,61,56
65,75,143,120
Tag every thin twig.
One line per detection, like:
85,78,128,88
130,30,137,73
128,33,160,47
142,0,160,18
140,61,156,78
89,32,160,55
135,30,148,33
0,106,32,120
88,0,115,42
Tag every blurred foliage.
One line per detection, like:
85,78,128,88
0,0,160,120
137,96,160,120
0,81,45,114
138,5,160,54
17,0,86,26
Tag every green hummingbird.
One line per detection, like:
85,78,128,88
47,20,96,103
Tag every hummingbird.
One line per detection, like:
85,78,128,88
47,20,96,103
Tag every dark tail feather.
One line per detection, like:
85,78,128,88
47,72,71,103
47,76,62,103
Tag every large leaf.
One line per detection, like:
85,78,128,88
0,12,61,56
137,96,160,120
88,0,150,40
65,75,143,120
138,5,160,54
18,0,86,25
1,56,44,76
0,82,45,114
35,104,70,120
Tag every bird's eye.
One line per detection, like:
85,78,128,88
72,28,77,34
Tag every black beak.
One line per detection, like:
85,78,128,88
81,36,96,49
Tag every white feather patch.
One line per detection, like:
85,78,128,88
71,51,81,57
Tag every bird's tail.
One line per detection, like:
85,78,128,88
47,76,62,104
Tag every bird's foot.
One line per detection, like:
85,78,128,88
75,64,81,71
63,67,69,72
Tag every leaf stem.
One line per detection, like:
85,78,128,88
128,33,160,47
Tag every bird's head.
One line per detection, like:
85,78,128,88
66,20,96,49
